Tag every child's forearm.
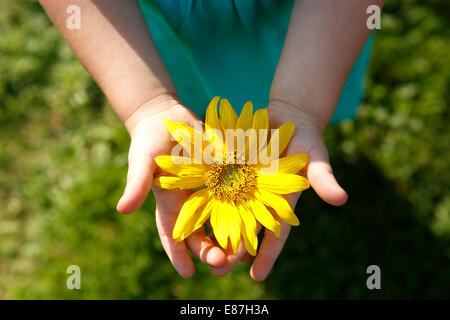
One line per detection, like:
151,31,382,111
270,0,384,130
40,0,177,130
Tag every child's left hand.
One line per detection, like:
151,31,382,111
210,100,348,280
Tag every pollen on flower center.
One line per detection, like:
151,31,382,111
205,160,257,201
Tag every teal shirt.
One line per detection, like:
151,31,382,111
138,0,373,123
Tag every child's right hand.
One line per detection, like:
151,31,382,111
116,94,226,277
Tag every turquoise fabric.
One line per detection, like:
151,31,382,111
138,0,373,123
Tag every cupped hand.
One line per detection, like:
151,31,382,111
116,95,226,277
211,99,348,281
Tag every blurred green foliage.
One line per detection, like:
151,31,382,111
0,0,448,299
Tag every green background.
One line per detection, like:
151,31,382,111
0,0,449,299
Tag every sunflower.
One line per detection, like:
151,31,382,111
153,97,310,256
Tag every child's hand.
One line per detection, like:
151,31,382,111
116,95,226,277
210,100,348,280
217,0,384,281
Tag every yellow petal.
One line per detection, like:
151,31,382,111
219,98,238,129
205,97,225,160
225,201,242,254
252,108,269,151
153,176,205,189
235,101,253,130
163,117,182,142
176,121,204,139
174,198,215,242
237,202,258,255
210,200,229,250
257,173,310,194
174,203,206,242
259,122,295,161
164,117,187,143
260,153,309,174
172,189,209,240
252,108,269,131
190,199,215,234
163,118,203,158
175,121,205,161
210,200,241,253
205,96,223,135
155,155,207,176
254,188,300,226
247,199,281,238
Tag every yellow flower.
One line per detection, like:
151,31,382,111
153,97,310,256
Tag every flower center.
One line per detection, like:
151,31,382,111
205,161,257,201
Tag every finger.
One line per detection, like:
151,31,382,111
210,241,248,277
117,134,156,214
240,253,254,263
250,220,291,281
307,144,348,206
185,228,227,267
210,222,263,275
155,188,195,278
249,193,298,281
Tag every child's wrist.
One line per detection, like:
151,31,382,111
268,98,329,133
122,92,181,134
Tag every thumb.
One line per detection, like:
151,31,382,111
116,133,156,214
306,142,348,206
